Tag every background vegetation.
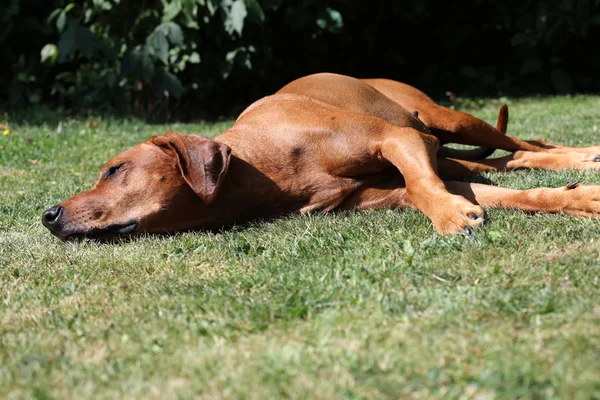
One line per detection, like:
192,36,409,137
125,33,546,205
2,0,600,118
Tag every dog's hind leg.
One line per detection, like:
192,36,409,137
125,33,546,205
363,78,599,156
421,104,553,153
422,105,600,158
524,140,600,156
444,181,600,218
437,151,600,177
362,78,545,153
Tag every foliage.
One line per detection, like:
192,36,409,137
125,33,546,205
1,0,599,117
0,0,57,107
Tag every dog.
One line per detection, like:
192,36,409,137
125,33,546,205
42,73,600,240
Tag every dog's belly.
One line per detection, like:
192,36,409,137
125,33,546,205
293,175,363,214
313,171,409,213
290,169,406,214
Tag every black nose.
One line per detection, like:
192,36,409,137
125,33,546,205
42,205,63,227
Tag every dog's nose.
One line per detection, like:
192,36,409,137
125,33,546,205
42,205,63,227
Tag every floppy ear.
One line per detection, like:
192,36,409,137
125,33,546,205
151,131,232,205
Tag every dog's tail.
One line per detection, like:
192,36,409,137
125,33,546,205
438,104,508,160
495,104,508,134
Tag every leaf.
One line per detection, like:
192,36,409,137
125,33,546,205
223,0,247,35
56,12,66,32
97,37,117,61
189,52,200,63
162,0,182,22
76,25,96,58
157,70,182,99
166,22,184,45
225,48,238,63
63,3,76,13
121,51,140,76
316,7,343,33
56,24,96,61
121,49,155,81
41,44,58,63
47,8,62,24
84,9,94,24
222,46,254,78
206,0,219,16
245,0,265,24
147,30,169,65
57,27,76,62
328,8,343,27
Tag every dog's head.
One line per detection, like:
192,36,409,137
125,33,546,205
42,131,231,240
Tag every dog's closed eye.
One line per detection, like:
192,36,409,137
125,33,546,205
104,163,124,179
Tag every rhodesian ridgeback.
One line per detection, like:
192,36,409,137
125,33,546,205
42,73,600,239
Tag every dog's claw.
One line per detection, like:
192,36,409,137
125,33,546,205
458,226,474,236
566,181,580,190
433,200,486,234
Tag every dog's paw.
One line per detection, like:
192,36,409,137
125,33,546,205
560,184,600,217
433,198,486,234
568,153,600,171
534,152,600,171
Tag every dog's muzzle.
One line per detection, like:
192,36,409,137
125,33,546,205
42,205,139,240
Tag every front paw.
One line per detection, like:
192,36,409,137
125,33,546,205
432,198,486,234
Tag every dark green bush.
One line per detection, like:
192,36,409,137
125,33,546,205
2,0,599,118
0,0,58,107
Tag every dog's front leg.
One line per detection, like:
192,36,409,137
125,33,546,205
378,127,485,234
437,151,600,176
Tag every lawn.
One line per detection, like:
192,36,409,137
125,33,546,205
1,96,600,399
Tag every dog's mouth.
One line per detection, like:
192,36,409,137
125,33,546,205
51,222,139,241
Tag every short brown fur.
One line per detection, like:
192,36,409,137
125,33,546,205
42,73,600,239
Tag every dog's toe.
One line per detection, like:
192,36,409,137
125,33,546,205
434,202,486,234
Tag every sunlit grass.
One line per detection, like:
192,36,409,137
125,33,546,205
1,96,600,398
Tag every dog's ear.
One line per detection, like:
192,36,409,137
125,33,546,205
151,131,232,205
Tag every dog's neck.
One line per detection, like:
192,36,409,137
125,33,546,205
191,152,305,230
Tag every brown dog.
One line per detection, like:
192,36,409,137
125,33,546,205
42,73,600,239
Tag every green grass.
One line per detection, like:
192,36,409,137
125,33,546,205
2,96,600,399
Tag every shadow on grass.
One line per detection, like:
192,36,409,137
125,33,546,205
2,104,236,128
